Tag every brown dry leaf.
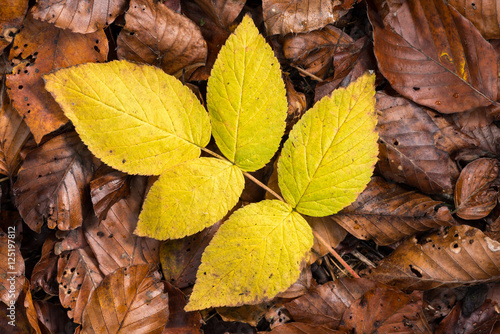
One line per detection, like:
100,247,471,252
454,158,499,220
284,277,377,329
283,25,355,79
0,228,25,306
31,233,59,296
84,177,160,276
34,300,74,334
23,280,42,334
369,0,498,113
191,0,246,29
13,131,94,232
117,0,207,78
269,323,346,333
0,0,29,53
162,282,202,334
448,0,500,39
330,176,454,246
31,0,127,34
340,285,431,333
376,92,462,194
217,304,270,327
262,0,355,35
81,265,169,334
436,299,500,334
284,74,307,134
0,79,31,177
160,221,220,289
363,225,500,290
452,109,500,156
6,15,108,143
90,165,131,222
308,216,347,258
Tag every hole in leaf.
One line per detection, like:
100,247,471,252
412,87,420,91
409,264,422,277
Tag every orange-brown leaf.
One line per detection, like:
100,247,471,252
0,0,29,53
448,0,500,39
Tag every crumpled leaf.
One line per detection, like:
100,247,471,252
136,158,244,240
452,109,500,156
81,265,169,334
0,229,25,305
363,225,500,290
13,131,94,232
278,73,378,216
0,0,28,53
454,158,499,220
262,0,355,35
369,0,498,113
186,200,313,310
448,0,500,39
44,60,211,175
208,15,287,172
84,177,160,276
31,0,127,34
117,0,207,78
6,15,108,143
330,176,454,246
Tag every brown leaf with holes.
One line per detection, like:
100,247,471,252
90,165,131,222
0,228,25,305
262,0,354,35
284,278,377,329
162,282,202,333
340,285,431,333
376,92,465,194
160,221,220,288
6,15,108,143
330,176,454,246
117,0,207,78
31,0,127,34
448,0,500,39
81,265,169,334
0,0,29,53
369,0,498,113
84,176,160,276
454,158,499,220
13,131,94,233
0,79,31,177
363,225,500,291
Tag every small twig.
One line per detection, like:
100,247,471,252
292,65,324,82
0,176,9,183
313,230,360,278
351,250,376,269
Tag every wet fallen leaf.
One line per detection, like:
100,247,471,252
6,15,108,142
81,264,169,334
330,176,454,246
454,158,499,220
31,0,127,34
117,0,207,78
0,0,29,53
363,225,500,290
13,131,94,232
448,0,500,39
369,0,498,113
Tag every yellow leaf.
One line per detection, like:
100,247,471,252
278,73,378,216
135,157,244,240
207,15,287,172
44,60,211,175
185,200,313,310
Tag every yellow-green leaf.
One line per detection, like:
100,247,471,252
44,60,211,175
135,157,244,240
207,15,287,172
278,73,378,216
185,200,313,310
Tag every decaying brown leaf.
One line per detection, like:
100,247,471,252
331,176,454,246
308,216,347,258
452,109,500,156
6,15,108,142
269,322,346,333
84,177,159,276
191,0,246,29
13,131,94,232
0,0,29,53
454,158,499,220
34,300,73,334
0,228,25,305
31,0,127,34
81,265,169,334
217,303,270,327
262,0,354,35
0,279,37,333
363,225,500,290
162,282,202,333
284,74,307,133
369,0,498,113
31,233,59,296
117,0,207,78
448,0,500,39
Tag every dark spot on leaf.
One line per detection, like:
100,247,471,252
412,87,420,91
122,159,126,163
409,264,422,277
97,231,105,237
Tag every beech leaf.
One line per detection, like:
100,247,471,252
136,158,244,240
207,15,287,172
185,200,313,310
278,73,378,216
44,60,211,175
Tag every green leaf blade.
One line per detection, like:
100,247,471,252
207,15,287,172
278,73,378,216
44,60,211,175
185,200,313,310
135,157,244,240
